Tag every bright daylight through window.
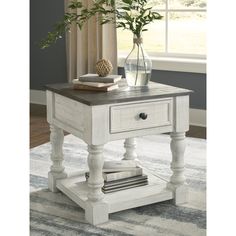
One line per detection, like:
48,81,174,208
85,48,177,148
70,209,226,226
117,0,206,59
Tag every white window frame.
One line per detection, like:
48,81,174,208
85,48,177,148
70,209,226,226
118,3,207,73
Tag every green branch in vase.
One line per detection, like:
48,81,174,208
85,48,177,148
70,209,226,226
39,0,163,49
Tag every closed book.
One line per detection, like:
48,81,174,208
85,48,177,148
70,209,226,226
102,181,148,194
79,74,122,83
103,175,148,188
73,83,118,92
85,167,143,182
103,167,142,173
103,160,138,169
72,79,115,88
104,168,143,182
103,179,148,190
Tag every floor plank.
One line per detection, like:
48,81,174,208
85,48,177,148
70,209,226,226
30,104,206,148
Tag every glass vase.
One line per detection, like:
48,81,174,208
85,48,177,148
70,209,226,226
124,36,152,86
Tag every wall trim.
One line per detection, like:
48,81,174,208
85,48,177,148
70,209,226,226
118,57,206,74
30,89,206,127
189,108,206,127
30,90,46,105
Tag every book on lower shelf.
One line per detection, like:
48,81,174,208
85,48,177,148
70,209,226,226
103,174,148,188
85,164,148,193
85,166,143,182
79,74,122,83
103,160,138,169
102,182,148,193
102,177,148,193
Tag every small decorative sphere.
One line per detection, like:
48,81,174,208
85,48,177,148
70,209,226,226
96,59,113,77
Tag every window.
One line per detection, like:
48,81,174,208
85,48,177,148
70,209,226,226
117,0,206,59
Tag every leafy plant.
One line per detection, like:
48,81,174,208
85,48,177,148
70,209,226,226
40,0,163,49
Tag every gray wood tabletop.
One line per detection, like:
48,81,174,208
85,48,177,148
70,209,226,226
45,80,192,106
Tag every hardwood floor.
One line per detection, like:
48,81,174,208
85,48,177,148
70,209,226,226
30,104,50,148
30,104,206,148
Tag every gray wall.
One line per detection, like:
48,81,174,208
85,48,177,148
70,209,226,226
152,70,206,110
30,0,206,110
30,0,67,90
118,68,206,110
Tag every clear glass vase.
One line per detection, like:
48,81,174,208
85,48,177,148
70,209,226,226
124,36,152,86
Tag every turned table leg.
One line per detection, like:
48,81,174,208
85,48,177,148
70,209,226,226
48,124,67,192
123,138,137,160
167,132,188,205
85,144,108,225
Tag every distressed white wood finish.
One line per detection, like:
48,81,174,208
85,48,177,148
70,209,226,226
167,132,188,204
85,144,108,224
174,96,189,132
109,125,173,140
110,99,173,133
47,91,88,141
46,87,190,225
47,92,110,145
48,124,67,192
123,138,137,160
90,105,109,145
54,94,85,133
46,91,53,123
87,145,105,202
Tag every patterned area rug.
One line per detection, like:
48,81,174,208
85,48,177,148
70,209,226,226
30,134,206,236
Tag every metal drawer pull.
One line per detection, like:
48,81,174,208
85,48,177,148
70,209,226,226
139,113,148,120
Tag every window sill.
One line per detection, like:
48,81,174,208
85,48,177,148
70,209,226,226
118,56,206,74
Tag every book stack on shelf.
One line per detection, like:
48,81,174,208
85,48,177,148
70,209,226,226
72,74,122,92
85,160,148,193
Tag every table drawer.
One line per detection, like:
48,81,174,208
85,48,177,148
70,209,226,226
110,99,173,133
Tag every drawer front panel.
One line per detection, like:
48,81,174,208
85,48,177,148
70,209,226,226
110,99,173,133
54,94,85,132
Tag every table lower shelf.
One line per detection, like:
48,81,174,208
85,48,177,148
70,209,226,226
56,171,173,214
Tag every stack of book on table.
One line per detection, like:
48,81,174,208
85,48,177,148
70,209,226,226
72,74,122,92
85,160,148,193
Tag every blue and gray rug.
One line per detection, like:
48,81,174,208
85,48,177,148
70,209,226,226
30,134,206,236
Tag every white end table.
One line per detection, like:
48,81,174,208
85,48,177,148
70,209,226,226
46,80,192,225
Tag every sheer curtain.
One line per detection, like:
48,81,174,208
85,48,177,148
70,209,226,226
64,0,118,82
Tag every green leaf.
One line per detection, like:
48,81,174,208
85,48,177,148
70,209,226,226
101,19,111,25
119,22,126,27
69,1,83,9
121,7,131,11
122,0,132,5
